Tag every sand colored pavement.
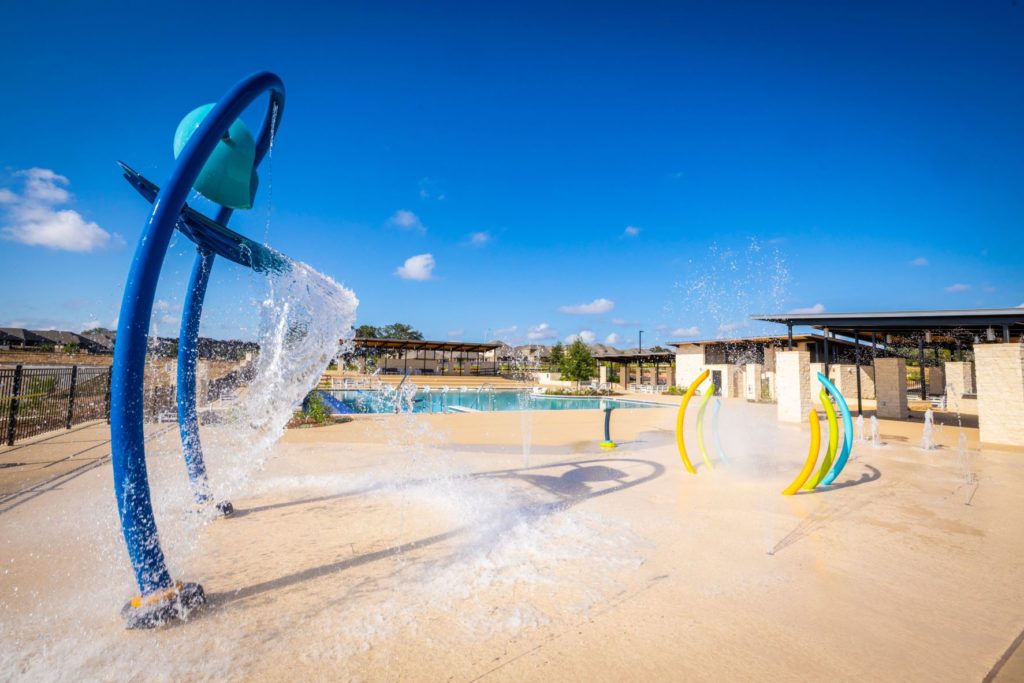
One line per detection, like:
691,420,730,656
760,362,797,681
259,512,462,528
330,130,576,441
1,400,1022,681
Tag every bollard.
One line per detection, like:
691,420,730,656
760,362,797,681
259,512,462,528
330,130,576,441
600,400,617,449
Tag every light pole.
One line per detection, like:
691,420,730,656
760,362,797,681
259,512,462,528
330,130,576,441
638,330,644,387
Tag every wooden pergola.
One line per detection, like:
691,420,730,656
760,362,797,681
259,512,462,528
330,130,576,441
593,350,676,388
349,338,503,376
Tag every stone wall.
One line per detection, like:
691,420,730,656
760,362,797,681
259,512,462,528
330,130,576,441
874,357,908,419
744,363,763,401
776,350,811,423
974,344,1024,447
829,364,876,402
944,361,975,398
674,346,704,388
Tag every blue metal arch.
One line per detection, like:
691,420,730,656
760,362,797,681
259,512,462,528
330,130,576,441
110,73,285,609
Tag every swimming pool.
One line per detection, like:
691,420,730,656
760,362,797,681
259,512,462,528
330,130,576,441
318,389,664,414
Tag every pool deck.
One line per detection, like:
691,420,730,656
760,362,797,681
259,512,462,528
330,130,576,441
2,400,1023,681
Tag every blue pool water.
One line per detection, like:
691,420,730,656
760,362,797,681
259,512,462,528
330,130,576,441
318,390,663,414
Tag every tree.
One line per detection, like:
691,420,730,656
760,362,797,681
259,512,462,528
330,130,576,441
380,323,423,340
354,324,381,339
560,339,596,389
548,342,565,371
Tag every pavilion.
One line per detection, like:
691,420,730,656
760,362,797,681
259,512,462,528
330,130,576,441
348,338,503,376
750,308,1024,447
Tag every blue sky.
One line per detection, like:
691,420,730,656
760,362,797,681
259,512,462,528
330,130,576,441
1,1,1022,347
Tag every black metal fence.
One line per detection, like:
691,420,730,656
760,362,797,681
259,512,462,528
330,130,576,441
0,365,112,445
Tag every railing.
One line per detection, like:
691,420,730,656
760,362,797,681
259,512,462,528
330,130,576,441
0,365,112,445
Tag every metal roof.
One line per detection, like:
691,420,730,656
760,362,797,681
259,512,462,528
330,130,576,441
350,338,501,353
668,333,864,348
750,308,1024,336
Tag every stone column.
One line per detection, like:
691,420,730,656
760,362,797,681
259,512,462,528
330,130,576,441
859,365,876,400
620,363,629,391
975,344,1024,447
809,362,826,404
776,350,811,423
944,362,974,399
926,365,945,398
874,358,908,419
744,363,762,401
599,364,608,385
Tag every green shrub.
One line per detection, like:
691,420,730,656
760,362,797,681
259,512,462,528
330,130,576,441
302,391,331,424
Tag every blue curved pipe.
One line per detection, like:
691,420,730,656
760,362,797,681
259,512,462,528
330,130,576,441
111,72,285,596
817,372,854,486
176,245,217,505
175,85,282,507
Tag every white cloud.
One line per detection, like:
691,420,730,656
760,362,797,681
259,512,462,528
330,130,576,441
788,303,825,314
623,225,640,237
448,328,464,339
566,330,596,344
945,283,970,293
81,319,102,331
395,253,435,280
528,323,557,341
469,231,490,246
671,326,700,338
605,332,621,345
611,317,640,326
559,298,614,315
0,168,117,252
417,178,446,201
387,209,425,232
909,257,928,267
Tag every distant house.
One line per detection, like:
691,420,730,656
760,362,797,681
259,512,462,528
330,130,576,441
0,328,50,349
0,327,113,353
79,330,116,353
512,344,549,364
34,330,88,349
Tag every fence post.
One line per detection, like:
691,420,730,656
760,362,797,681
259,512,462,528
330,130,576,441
104,366,113,424
65,365,79,430
6,365,23,446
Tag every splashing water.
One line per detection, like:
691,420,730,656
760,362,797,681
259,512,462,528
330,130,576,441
201,258,358,499
870,415,880,448
670,238,790,340
856,414,865,442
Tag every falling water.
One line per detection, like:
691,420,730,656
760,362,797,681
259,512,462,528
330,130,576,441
510,349,534,468
920,409,936,451
201,258,359,499
856,414,865,442
870,415,880,448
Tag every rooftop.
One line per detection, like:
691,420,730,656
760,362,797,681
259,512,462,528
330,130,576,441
350,338,502,353
750,307,1024,337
